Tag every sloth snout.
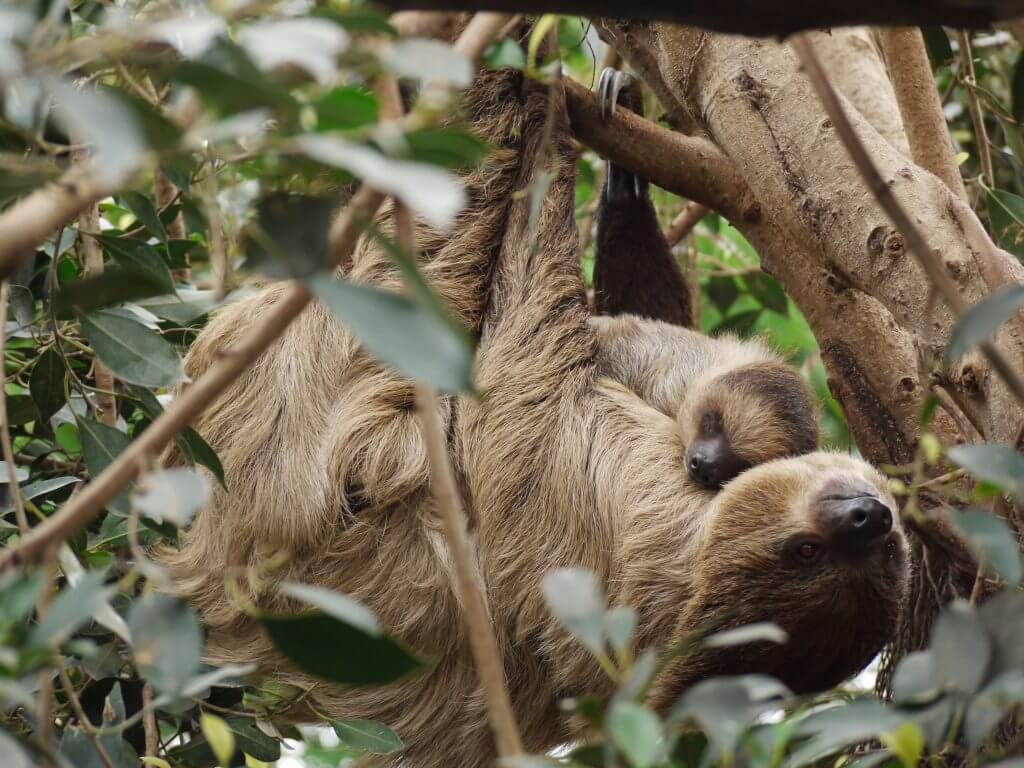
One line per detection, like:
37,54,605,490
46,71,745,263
823,495,893,551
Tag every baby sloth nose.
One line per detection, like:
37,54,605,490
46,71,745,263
825,495,893,551
686,439,748,490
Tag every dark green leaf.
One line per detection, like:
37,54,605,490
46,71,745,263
225,718,281,761
79,310,183,388
53,267,171,317
891,651,940,705
744,273,788,315
0,570,44,627
401,129,489,169
947,508,1022,587
5,395,36,426
706,276,739,314
280,582,380,635
677,675,789,760
119,191,168,243
484,38,526,70
314,86,379,131
1013,53,1024,125
95,234,176,295
29,348,66,423
11,476,79,506
987,188,1024,259
78,417,131,513
30,568,114,646
786,700,905,768
309,274,474,393
332,720,404,753
714,309,761,337
931,600,991,694
948,443,1024,502
259,611,426,685
59,725,138,768
135,289,217,324
128,594,202,696
245,194,334,279
947,286,1024,360
921,27,954,67
979,590,1024,675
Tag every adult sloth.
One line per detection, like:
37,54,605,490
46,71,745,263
159,59,908,768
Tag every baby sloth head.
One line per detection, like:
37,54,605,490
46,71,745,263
651,453,909,710
678,361,819,490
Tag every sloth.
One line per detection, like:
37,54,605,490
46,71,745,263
158,62,909,768
589,68,818,488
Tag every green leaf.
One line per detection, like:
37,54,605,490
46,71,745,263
380,38,472,87
134,467,211,527
948,443,1024,502
332,720,404,754
5,395,36,426
921,27,954,66
128,594,203,696
786,700,906,768
880,722,924,768
931,600,991,694
541,568,606,656
744,273,788,315
200,713,235,768
78,310,184,388
280,582,380,635
309,274,474,393
1013,53,1024,125
714,309,762,337
245,193,334,279
77,417,131,513
0,729,32,768
947,286,1024,360
484,38,526,71
706,276,739,314
224,718,281,762
946,508,1022,587
296,135,465,230
55,422,81,455
314,86,378,131
0,570,44,627
119,191,167,244
59,725,138,768
30,568,114,646
135,289,218,325
95,234,176,296
29,348,66,424
259,612,426,685
987,188,1024,259
54,267,171,317
609,701,664,768
603,606,637,656
891,651,940,705
704,622,788,649
401,129,489,169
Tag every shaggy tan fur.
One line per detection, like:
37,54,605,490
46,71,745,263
159,67,909,767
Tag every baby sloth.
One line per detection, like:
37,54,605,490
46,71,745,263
591,315,820,490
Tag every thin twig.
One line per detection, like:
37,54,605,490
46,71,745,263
142,683,158,756
35,550,57,748
0,12,513,568
879,27,968,201
203,155,229,299
414,383,524,757
58,666,115,768
791,33,1024,407
76,178,117,428
0,282,29,533
957,30,994,189
665,201,708,247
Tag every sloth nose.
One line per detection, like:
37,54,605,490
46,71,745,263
825,495,893,550
686,439,748,490
688,451,723,489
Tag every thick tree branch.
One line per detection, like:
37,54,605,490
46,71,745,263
879,27,968,201
791,33,1024,407
383,0,1023,36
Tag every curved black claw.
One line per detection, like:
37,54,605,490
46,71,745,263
597,67,644,201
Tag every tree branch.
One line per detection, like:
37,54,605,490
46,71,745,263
879,27,968,201
790,33,1024,406
665,202,708,247
382,0,1022,36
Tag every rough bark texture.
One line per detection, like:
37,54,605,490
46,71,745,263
593,19,1024,689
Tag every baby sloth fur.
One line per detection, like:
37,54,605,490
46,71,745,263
159,66,909,767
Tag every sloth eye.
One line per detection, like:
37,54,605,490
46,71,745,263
797,542,819,560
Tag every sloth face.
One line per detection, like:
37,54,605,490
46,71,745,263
650,453,908,709
678,362,819,490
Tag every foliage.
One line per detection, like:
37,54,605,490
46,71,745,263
0,5,1023,768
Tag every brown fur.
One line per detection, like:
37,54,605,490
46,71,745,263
158,69,908,767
